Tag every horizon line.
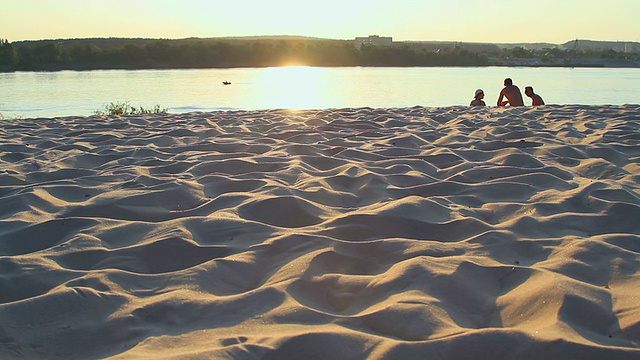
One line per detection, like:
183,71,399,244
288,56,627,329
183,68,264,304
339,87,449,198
5,35,640,46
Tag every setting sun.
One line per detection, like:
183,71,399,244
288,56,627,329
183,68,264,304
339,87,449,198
1,1,640,358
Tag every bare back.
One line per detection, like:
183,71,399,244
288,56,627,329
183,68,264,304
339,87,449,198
532,94,545,106
497,85,525,106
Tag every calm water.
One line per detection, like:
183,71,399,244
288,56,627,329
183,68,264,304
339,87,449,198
1,67,639,118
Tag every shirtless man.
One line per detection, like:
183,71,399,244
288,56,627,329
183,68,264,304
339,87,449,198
524,86,545,106
497,78,524,106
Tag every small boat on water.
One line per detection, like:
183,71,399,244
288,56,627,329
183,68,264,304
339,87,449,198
222,81,231,85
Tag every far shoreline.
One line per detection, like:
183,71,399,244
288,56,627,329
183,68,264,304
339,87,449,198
2,37,638,73
5,62,640,73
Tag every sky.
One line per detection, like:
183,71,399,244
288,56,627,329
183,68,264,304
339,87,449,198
2,0,639,44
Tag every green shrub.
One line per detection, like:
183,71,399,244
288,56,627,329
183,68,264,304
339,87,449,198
94,101,167,115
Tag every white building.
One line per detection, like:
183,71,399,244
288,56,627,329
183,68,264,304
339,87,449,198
355,35,393,50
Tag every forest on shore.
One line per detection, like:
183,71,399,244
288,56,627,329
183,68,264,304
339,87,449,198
1,37,638,72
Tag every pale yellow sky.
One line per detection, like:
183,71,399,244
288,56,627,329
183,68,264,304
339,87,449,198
2,0,639,43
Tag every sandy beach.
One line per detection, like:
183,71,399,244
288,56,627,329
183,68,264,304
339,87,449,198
1,105,639,359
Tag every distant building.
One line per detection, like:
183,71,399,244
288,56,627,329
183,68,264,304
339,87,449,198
624,42,640,53
355,35,393,49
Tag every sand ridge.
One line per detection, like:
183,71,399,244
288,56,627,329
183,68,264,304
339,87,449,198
1,105,639,359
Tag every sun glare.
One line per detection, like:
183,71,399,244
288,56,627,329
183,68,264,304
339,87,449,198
258,66,329,110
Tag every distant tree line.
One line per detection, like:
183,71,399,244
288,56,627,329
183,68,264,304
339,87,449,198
499,45,639,63
0,38,638,72
0,38,490,71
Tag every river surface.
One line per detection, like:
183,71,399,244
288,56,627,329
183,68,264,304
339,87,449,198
1,66,639,118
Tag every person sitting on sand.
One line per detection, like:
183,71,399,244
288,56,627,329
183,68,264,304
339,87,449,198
470,89,486,106
497,78,524,107
524,86,545,106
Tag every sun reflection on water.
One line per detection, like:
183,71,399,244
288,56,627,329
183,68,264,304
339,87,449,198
256,66,330,110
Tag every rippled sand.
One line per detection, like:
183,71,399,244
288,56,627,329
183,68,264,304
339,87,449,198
1,105,639,359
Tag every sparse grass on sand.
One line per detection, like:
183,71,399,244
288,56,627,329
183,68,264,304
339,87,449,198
94,101,168,116
0,112,22,120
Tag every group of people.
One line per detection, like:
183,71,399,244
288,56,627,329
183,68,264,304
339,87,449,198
470,78,544,107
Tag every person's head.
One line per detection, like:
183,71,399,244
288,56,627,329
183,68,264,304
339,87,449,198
524,86,534,97
474,89,484,99
504,78,513,86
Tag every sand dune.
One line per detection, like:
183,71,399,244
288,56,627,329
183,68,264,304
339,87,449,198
1,105,639,359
